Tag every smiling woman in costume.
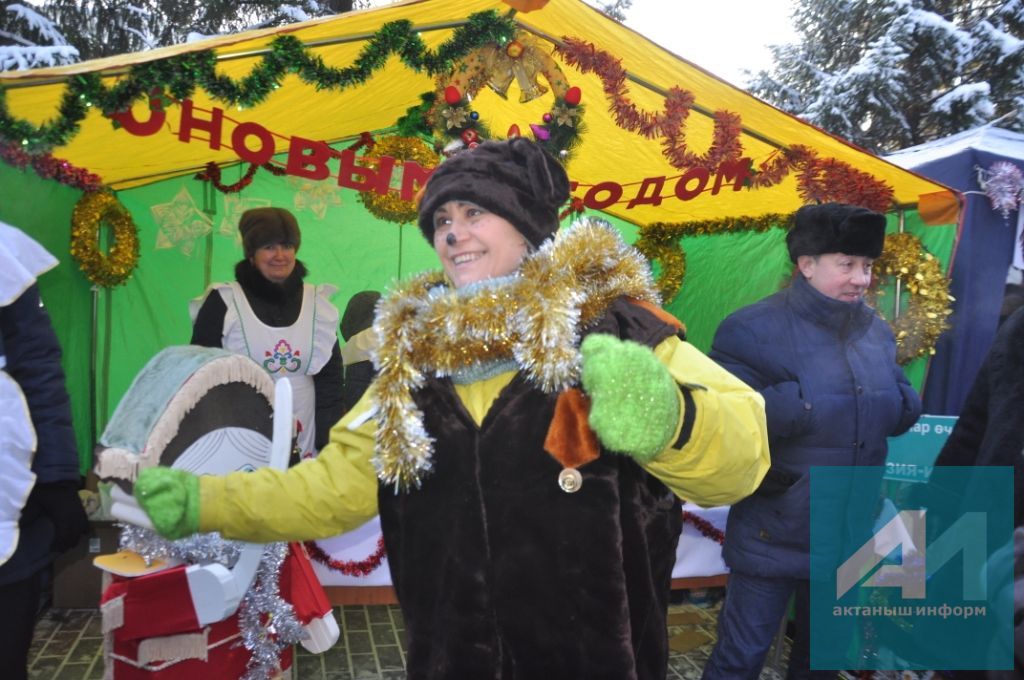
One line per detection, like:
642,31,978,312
132,138,770,680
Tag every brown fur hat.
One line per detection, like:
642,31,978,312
239,207,301,258
417,138,570,249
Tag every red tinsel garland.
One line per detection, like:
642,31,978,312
555,38,744,172
0,141,104,192
555,38,895,210
303,536,387,576
682,510,725,545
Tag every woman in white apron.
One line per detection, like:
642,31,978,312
191,207,342,461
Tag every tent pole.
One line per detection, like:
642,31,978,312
894,209,905,320
397,224,404,280
89,284,98,450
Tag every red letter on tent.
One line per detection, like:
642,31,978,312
178,100,223,149
674,167,710,201
286,136,332,180
231,121,276,166
400,161,433,201
336,149,393,194
712,158,753,194
583,182,623,210
110,100,166,137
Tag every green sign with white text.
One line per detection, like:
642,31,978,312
884,415,957,483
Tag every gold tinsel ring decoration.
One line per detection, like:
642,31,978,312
358,136,440,224
869,232,953,365
70,190,140,288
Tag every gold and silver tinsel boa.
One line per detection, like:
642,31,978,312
371,218,661,491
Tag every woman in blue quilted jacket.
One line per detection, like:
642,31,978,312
701,203,922,680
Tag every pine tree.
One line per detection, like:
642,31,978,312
748,0,1024,152
0,0,369,70
0,3,78,70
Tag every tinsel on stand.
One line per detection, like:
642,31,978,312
117,526,305,680
237,542,306,680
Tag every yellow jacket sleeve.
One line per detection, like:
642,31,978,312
198,390,379,543
642,335,770,507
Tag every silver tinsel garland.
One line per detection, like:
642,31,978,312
119,523,243,567
117,525,306,679
237,542,307,680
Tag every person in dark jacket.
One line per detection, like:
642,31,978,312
0,222,89,680
190,207,343,460
702,203,922,680
339,290,380,412
934,303,1024,527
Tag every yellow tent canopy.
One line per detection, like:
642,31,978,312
0,0,953,227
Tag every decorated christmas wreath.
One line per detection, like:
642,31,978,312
866,232,953,365
398,33,585,163
70,190,140,287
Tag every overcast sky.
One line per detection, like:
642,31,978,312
594,0,798,87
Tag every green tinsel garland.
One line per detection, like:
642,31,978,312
0,10,515,154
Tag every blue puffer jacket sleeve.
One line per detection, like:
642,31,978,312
710,309,815,440
1,284,78,483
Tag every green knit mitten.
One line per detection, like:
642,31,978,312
580,333,680,464
134,467,201,540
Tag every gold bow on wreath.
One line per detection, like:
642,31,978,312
485,36,552,103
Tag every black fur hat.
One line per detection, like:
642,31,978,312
239,207,301,258
786,203,886,263
417,138,570,249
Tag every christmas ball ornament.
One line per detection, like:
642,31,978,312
529,123,551,141
542,113,553,123
470,111,480,120
444,85,463,105
506,40,525,59
564,86,582,106
460,129,480,145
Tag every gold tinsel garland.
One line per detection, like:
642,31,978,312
357,136,440,224
370,218,659,491
69,191,140,287
866,232,954,365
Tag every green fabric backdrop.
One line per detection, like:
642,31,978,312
0,158,957,474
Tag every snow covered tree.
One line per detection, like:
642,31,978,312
0,0,371,71
748,0,1024,152
596,0,632,22
0,3,77,70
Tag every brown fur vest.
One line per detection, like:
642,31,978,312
378,298,684,680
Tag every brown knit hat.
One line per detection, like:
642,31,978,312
417,138,570,249
786,203,886,263
239,207,301,258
